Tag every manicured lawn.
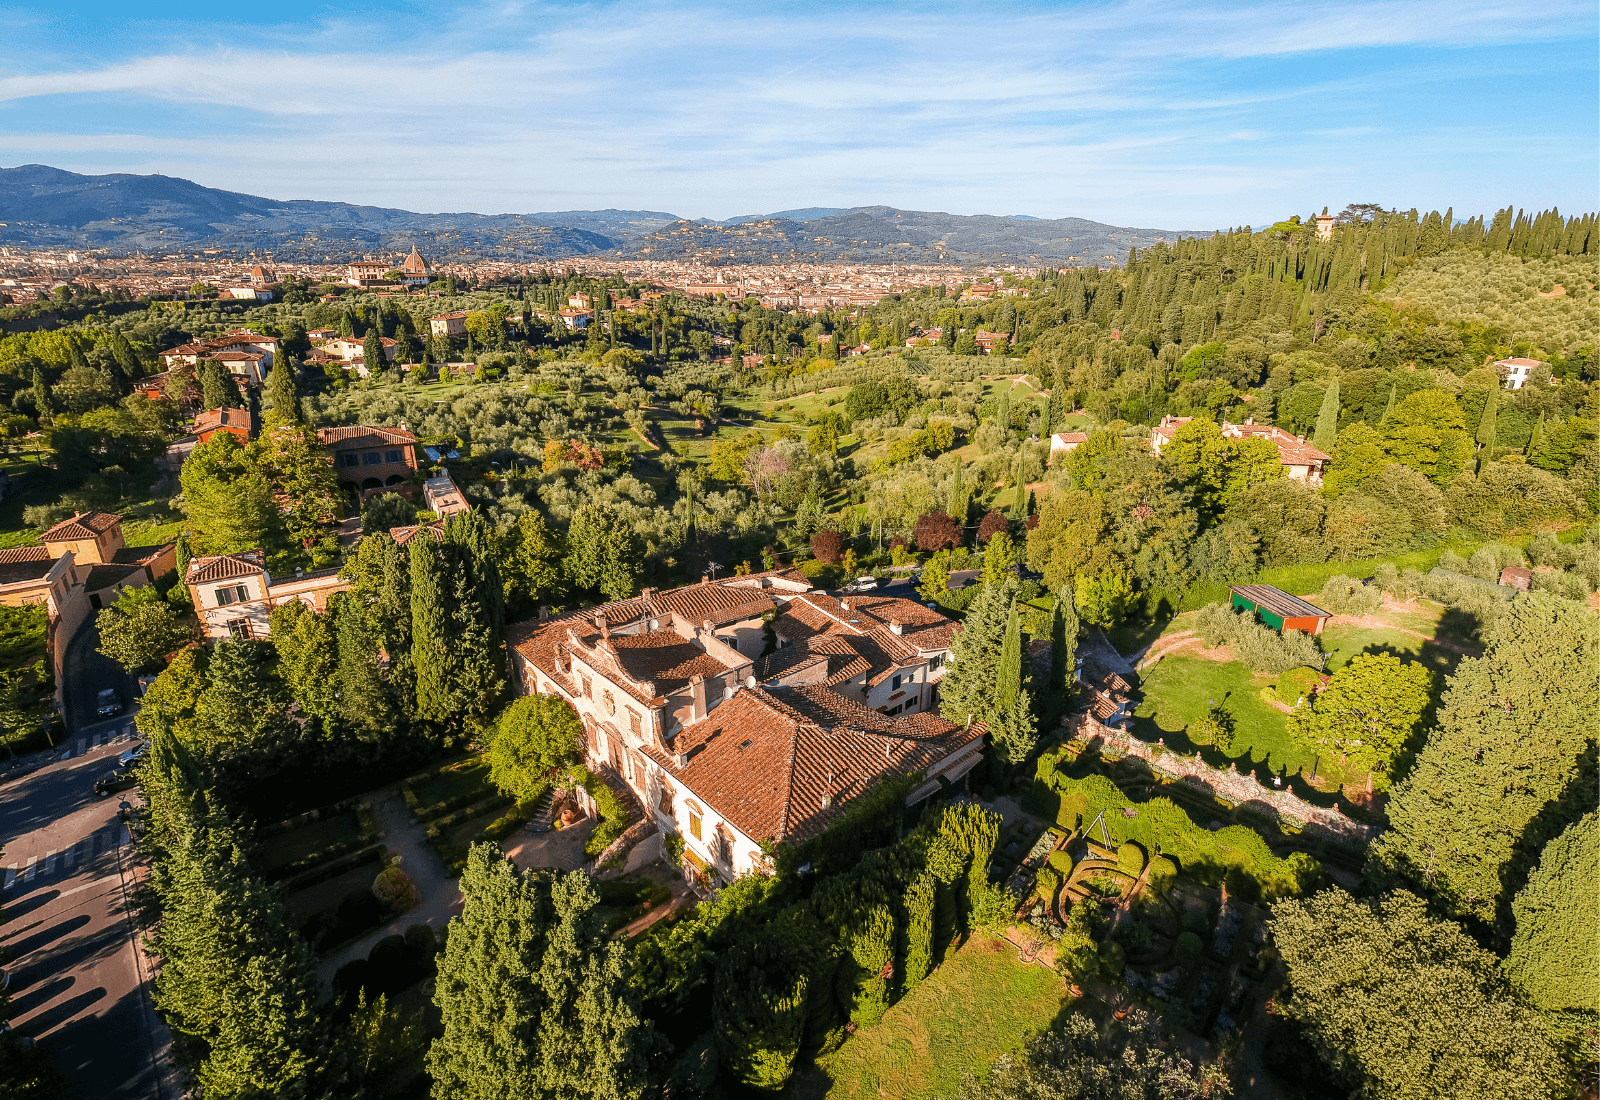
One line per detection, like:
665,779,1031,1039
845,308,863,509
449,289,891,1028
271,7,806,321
1319,622,1469,680
801,937,1068,1100
1130,656,1313,776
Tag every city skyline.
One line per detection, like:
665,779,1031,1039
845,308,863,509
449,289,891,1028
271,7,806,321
1,0,1594,228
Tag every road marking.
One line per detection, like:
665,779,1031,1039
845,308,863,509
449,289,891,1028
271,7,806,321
75,737,87,755
43,849,57,873
3,867,14,890
23,855,37,882
118,825,132,847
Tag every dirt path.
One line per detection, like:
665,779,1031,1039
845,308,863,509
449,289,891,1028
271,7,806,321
1132,629,1197,669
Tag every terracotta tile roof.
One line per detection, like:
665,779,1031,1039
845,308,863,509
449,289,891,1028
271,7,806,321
40,511,121,543
770,593,957,662
111,544,173,567
0,546,56,585
315,424,418,448
609,630,733,694
186,551,265,584
641,686,982,844
390,523,444,546
194,407,254,435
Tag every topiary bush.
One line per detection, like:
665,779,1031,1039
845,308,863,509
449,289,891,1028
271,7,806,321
1147,856,1177,892
1174,930,1203,968
1182,907,1211,935
1116,842,1145,876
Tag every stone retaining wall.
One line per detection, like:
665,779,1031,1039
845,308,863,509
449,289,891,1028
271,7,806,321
1064,715,1379,846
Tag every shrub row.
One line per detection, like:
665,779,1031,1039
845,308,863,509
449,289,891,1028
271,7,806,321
255,794,370,839
276,845,387,897
401,757,494,823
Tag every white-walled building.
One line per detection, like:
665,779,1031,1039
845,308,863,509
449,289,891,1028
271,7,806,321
506,573,981,884
184,551,347,640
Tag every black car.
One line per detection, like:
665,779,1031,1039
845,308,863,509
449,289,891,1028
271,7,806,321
93,768,138,798
95,688,121,718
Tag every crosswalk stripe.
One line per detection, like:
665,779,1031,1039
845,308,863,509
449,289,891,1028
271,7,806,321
43,849,57,873
22,856,37,882
3,867,15,890
75,737,86,755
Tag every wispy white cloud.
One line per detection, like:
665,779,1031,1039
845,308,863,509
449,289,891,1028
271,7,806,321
0,0,1591,223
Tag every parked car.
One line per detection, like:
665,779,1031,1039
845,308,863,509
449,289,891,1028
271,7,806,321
93,768,138,798
95,688,121,718
118,741,148,769
841,576,878,594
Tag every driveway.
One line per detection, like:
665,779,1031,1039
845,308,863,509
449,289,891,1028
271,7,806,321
502,817,595,874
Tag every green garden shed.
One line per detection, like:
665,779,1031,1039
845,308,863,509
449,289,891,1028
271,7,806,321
1226,584,1332,635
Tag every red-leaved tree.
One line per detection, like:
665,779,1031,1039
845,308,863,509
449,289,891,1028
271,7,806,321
977,510,1009,543
912,511,962,552
810,529,843,564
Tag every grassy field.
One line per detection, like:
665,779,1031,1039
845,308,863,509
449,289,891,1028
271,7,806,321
794,937,1068,1100
1129,656,1320,779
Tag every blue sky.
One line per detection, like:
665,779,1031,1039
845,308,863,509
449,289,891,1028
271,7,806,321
0,1,1594,228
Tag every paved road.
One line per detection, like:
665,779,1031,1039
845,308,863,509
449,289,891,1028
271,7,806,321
60,617,137,735
1,717,178,1100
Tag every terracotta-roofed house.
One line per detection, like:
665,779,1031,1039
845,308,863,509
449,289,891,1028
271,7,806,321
317,424,420,498
1049,432,1088,458
184,551,348,640
430,311,469,337
39,511,176,609
193,407,256,443
505,572,977,885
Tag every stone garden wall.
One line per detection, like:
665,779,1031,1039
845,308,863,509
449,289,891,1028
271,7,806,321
1064,715,1379,846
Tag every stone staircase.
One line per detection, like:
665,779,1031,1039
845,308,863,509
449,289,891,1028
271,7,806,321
525,787,562,834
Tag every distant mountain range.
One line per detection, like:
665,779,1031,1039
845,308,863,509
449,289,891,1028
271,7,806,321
0,165,1207,266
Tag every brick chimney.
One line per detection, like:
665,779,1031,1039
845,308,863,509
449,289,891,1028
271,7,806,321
839,598,851,612
689,674,708,722
889,619,903,636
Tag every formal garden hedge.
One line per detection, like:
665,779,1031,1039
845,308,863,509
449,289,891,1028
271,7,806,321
1026,755,1320,904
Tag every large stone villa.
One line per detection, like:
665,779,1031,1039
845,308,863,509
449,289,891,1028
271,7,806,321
506,572,984,885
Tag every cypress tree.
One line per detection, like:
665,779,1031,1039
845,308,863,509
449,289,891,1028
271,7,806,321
335,592,392,733
199,359,240,409
409,535,458,723
1475,385,1497,462
901,868,936,993
1380,383,1396,425
363,329,384,376
1049,586,1079,696
1313,374,1340,450
1526,409,1546,458
946,461,967,525
1372,594,1598,928
1505,812,1598,1039
428,845,656,1100
31,366,50,421
995,601,1022,714
264,357,300,426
